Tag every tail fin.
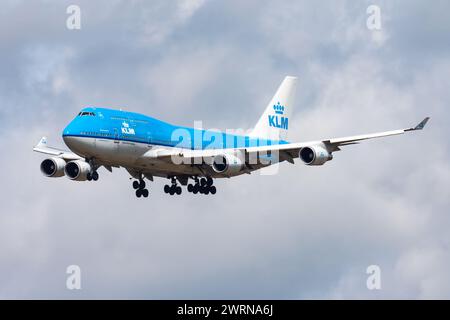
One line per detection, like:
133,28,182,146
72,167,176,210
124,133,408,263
250,76,297,141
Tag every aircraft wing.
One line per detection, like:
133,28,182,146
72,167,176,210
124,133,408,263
140,117,430,165
33,137,82,160
246,117,430,155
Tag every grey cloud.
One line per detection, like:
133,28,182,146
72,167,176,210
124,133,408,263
0,0,449,299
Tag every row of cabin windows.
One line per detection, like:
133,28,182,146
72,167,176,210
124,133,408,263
80,131,114,137
79,131,150,143
80,131,145,140
78,114,148,125
110,116,148,124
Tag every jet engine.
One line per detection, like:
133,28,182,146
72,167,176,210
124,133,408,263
211,154,244,176
40,157,66,177
299,145,333,166
64,160,92,181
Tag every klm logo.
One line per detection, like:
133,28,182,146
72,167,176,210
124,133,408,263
268,102,288,130
121,122,135,135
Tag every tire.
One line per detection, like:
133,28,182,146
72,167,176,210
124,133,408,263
193,185,199,194
187,184,193,192
92,171,99,181
136,189,142,198
164,185,170,193
200,178,207,186
133,181,140,189
210,186,216,194
169,187,175,195
176,186,182,195
139,180,146,189
206,177,213,186
142,189,149,197
87,173,92,181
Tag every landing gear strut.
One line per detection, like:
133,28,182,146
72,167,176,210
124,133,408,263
187,177,216,195
133,178,149,198
164,177,182,196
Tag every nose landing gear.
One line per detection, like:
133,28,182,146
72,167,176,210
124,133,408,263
86,159,99,182
87,171,99,181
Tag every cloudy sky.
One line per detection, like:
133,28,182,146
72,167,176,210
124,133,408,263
0,0,449,299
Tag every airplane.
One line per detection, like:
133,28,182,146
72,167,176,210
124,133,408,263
33,76,429,198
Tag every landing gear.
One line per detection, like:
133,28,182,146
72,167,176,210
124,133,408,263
164,177,182,196
132,178,149,198
86,159,99,182
187,177,216,195
135,188,149,198
87,171,99,181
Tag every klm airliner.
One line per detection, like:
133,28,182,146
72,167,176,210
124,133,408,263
34,76,429,198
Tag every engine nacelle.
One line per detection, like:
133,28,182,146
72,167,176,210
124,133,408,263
40,157,66,177
299,145,333,166
212,153,244,176
64,160,92,181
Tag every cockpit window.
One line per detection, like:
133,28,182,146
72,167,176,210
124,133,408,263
79,112,96,116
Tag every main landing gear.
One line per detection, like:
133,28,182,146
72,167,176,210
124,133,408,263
132,178,149,198
187,177,216,195
164,177,182,196
130,175,217,197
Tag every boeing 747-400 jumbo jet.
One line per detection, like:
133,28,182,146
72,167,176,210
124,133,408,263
34,76,429,197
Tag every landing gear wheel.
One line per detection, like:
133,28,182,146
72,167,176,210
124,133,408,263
142,189,149,198
187,184,193,192
133,181,140,190
193,185,199,194
164,185,170,193
206,177,213,186
176,186,182,195
210,186,216,194
92,171,99,181
139,179,146,189
87,173,92,181
169,186,175,195
200,178,207,187
136,189,142,198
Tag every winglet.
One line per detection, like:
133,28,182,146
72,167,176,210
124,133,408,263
414,117,430,130
36,136,48,147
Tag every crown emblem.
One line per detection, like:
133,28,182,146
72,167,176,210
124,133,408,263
273,102,285,115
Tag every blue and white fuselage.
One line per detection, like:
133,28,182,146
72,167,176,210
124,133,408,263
62,107,288,178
